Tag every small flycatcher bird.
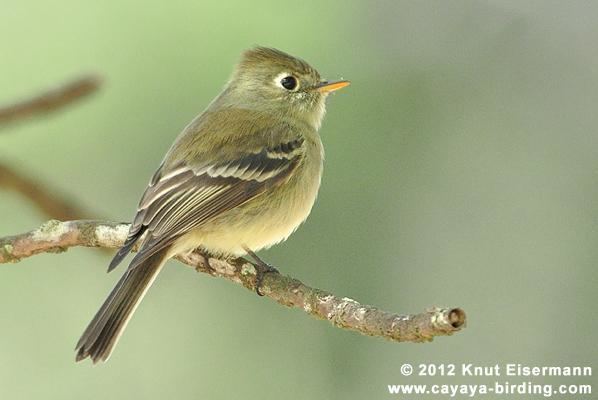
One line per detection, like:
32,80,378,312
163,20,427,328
75,47,349,363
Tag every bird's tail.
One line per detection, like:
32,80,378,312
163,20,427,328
75,248,169,363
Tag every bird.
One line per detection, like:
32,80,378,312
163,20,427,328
75,46,350,363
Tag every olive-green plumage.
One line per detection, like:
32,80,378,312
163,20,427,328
75,47,349,363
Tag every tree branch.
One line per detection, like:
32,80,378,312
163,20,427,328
0,219,466,343
0,75,101,125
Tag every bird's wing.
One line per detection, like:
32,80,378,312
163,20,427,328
108,135,305,273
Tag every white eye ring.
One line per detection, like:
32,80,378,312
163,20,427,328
274,72,299,91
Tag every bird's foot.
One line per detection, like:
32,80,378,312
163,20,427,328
243,246,280,296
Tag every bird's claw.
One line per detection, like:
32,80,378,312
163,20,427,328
243,245,280,296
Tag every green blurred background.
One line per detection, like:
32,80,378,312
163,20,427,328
1,1,597,399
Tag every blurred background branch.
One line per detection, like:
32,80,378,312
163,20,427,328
0,219,466,343
0,74,102,221
0,163,89,220
0,75,101,126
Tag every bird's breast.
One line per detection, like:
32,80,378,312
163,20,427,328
177,136,324,256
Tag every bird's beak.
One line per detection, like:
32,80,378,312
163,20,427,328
314,80,350,93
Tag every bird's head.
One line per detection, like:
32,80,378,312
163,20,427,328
217,47,349,130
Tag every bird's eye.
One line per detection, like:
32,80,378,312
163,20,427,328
280,76,298,91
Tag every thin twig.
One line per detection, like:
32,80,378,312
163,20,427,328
0,219,467,343
0,163,89,220
0,75,101,125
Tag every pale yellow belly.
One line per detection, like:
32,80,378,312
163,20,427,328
172,141,323,257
